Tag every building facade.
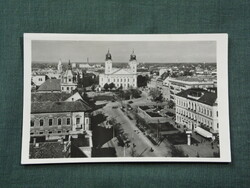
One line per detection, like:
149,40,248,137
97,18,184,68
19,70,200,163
30,101,91,140
99,50,137,89
164,76,216,101
175,88,218,133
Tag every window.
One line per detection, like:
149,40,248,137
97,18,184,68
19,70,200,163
69,79,71,82
30,132,34,135
49,131,52,134
62,87,64,90
76,117,80,124
49,119,53,126
40,119,43,126
58,131,61,133
71,87,73,90
58,118,62,125
30,120,34,127
67,118,70,125
85,118,89,125
67,87,69,90
216,111,218,117
39,132,43,135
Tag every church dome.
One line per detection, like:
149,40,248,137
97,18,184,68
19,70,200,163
106,50,112,60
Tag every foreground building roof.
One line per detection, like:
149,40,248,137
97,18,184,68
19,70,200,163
176,88,217,106
31,101,91,114
31,92,72,102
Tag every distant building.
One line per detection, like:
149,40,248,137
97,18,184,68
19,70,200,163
79,64,92,69
99,50,137,89
159,68,170,76
175,88,218,134
165,76,216,101
137,68,150,76
37,79,61,93
32,75,48,86
61,61,78,93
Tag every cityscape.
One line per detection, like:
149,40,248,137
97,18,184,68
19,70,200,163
29,41,220,159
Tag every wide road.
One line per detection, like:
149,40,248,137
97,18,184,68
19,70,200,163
102,101,171,157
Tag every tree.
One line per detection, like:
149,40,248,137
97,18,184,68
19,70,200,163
149,88,162,101
109,82,116,90
103,83,109,91
130,88,141,99
137,75,150,87
167,100,175,109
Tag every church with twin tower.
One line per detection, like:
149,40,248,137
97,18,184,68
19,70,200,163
99,50,138,89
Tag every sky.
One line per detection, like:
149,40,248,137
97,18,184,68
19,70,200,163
32,40,216,63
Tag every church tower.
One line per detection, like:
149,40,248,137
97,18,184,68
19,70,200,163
129,50,137,74
58,59,63,73
105,50,112,74
61,60,77,93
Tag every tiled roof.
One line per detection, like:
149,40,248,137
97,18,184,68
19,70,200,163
31,101,92,113
31,93,72,102
37,79,61,91
176,88,217,106
29,142,65,159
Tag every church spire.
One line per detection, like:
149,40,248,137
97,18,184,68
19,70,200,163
68,60,72,70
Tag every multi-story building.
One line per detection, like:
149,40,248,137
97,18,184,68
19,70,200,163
30,100,92,140
175,88,218,134
99,50,137,89
164,76,216,101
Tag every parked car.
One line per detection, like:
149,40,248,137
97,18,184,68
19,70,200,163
128,101,133,104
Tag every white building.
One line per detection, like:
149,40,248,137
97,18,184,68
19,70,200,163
165,76,216,101
61,61,78,93
32,75,47,86
175,88,218,134
99,50,137,89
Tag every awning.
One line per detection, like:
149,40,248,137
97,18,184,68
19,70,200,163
194,127,213,138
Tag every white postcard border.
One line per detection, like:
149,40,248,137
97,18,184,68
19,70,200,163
21,33,231,164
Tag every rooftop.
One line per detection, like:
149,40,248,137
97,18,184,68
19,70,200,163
71,134,90,147
31,100,92,114
170,76,216,82
31,92,72,102
29,142,66,159
37,79,61,92
176,88,217,106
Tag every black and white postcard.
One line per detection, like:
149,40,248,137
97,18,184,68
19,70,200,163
21,34,231,164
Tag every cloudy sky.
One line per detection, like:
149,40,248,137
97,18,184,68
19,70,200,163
32,40,216,63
